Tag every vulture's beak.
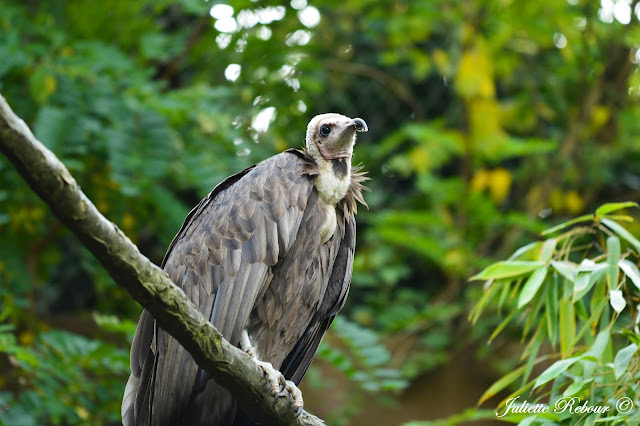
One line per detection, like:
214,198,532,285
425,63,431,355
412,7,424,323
350,118,368,133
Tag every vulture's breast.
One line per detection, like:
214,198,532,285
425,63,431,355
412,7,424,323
318,200,337,244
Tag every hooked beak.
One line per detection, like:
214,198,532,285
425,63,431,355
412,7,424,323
349,118,368,132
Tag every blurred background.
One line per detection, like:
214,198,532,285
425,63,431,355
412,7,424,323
1,0,640,425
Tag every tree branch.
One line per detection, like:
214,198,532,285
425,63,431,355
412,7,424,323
0,93,324,426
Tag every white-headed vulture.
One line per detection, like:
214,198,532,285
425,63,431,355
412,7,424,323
122,113,368,425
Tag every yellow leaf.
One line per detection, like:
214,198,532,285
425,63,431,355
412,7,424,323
591,105,610,131
43,75,57,97
550,188,564,213
409,145,430,174
62,46,73,57
75,406,90,420
432,49,450,76
455,41,495,99
471,168,490,192
526,185,542,213
353,309,374,327
274,137,287,152
122,213,135,231
488,168,512,203
444,248,465,272
565,190,585,214
97,199,109,213
468,98,505,146
196,114,216,134
19,331,35,346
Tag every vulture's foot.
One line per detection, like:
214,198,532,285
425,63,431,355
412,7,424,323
241,330,304,414
240,330,284,394
283,380,304,414
257,359,285,395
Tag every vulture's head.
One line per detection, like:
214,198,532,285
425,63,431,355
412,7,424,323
305,113,368,165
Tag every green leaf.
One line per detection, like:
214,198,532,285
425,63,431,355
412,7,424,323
587,330,610,360
534,356,581,389
470,261,545,281
551,260,577,282
541,214,594,236
518,267,548,308
539,238,557,262
545,275,559,345
489,308,518,342
621,329,640,346
573,271,591,300
569,297,608,355
595,202,638,217
619,259,640,291
613,343,638,379
572,261,607,302
477,364,527,405
563,377,593,397
509,242,543,260
573,266,606,302
559,281,576,356
609,290,626,314
602,218,640,253
607,236,621,290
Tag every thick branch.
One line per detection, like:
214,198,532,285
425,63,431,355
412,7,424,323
0,94,324,426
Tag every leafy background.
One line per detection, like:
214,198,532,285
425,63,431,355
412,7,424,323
1,0,640,425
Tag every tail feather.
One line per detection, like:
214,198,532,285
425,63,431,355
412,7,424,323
122,373,140,426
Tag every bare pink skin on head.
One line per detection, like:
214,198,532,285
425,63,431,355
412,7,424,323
305,113,368,162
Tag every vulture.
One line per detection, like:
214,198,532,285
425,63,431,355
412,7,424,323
122,113,368,425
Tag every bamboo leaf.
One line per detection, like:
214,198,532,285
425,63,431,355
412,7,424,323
587,330,610,360
518,267,548,308
569,297,608,353
563,377,593,397
545,275,559,345
489,308,519,342
534,356,581,389
541,214,594,236
470,261,545,281
602,218,640,253
609,290,626,314
573,271,591,302
619,259,640,291
607,236,621,291
559,280,576,355
613,343,638,379
509,242,543,260
539,238,557,262
595,202,638,217
551,260,577,282
572,264,606,302
477,364,527,406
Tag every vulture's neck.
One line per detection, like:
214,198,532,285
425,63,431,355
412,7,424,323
314,157,351,207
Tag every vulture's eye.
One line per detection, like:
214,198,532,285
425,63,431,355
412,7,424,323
319,124,332,137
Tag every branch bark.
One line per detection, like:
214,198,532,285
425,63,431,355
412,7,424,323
0,93,325,426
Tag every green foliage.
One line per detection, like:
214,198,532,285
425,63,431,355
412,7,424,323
0,319,131,425
317,317,408,393
471,203,640,425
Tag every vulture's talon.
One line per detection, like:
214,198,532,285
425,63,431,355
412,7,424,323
256,360,283,395
241,330,282,394
285,380,304,412
294,406,303,418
